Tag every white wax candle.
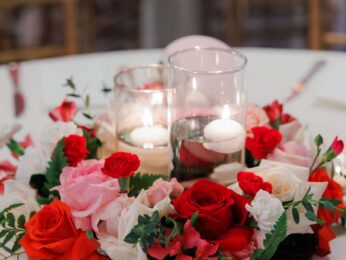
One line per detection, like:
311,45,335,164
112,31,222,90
204,119,243,142
130,125,168,147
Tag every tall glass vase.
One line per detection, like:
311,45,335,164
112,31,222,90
168,47,247,184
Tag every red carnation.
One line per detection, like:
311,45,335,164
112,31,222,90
49,100,77,122
102,152,140,178
63,135,89,167
237,171,272,197
246,126,282,160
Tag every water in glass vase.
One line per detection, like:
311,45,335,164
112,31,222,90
170,116,244,183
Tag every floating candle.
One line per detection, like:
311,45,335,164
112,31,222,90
130,108,168,147
203,105,245,153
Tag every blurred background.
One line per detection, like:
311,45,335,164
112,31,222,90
0,0,345,64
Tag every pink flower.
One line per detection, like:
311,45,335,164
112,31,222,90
55,159,121,231
148,220,218,259
268,141,312,167
331,137,344,155
146,178,184,207
246,105,270,134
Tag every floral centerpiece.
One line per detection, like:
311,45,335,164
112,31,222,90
0,80,345,260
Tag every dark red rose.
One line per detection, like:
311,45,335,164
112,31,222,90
214,226,254,256
20,200,107,260
172,179,249,240
263,100,282,124
49,100,77,122
63,135,89,167
246,126,282,160
309,167,344,225
102,152,140,178
237,171,272,197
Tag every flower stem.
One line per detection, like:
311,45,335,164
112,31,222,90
309,148,321,173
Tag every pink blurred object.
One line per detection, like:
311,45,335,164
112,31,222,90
283,60,326,104
162,35,230,63
9,62,25,117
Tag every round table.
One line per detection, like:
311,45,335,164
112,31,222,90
1,47,346,259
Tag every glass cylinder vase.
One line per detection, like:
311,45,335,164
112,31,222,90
168,47,247,183
114,64,171,175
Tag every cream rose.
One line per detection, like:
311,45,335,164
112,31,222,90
251,160,309,202
245,190,284,233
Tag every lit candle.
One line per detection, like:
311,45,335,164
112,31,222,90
118,108,169,175
130,109,168,147
203,105,245,153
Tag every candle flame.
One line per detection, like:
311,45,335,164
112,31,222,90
142,108,153,127
221,105,231,120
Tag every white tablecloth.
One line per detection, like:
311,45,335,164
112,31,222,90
0,47,346,259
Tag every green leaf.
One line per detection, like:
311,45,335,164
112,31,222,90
0,230,7,238
17,215,26,229
86,229,94,240
2,231,16,246
82,113,94,120
190,211,199,226
314,134,323,147
305,211,317,222
64,77,76,91
82,128,102,159
128,173,167,197
251,212,287,260
302,201,314,213
163,218,180,245
11,232,24,253
45,138,68,190
85,95,90,109
67,93,81,98
6,139,24,157
6,213,15,228
292,208,299,224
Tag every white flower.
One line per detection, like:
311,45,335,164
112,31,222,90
16,147,49,185
246,190,284,233
36,121,81,155
0,180,39,259
251,160,309,202
98,190,172,260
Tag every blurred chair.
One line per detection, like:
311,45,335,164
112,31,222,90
308,0,346,49
0,0,78,63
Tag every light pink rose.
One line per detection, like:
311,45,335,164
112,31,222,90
146,178,184,207
231,230,263,260
55,159,121,231
246,105,270,134
268,141,312,167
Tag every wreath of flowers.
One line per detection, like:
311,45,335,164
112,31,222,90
0,79,345,260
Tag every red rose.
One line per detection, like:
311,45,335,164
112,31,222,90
237,171,272,197
172,179,249,240
312,224,336,256
102,152,140,178
20,200,107,260
309,167,344,225
64,135,89,167
263,100,282,124
49,100,77,122
246,126,282,159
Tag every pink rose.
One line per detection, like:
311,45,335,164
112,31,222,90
246,105,270,134
231,230,263,260
146,178,184,207
55,160,121,231
268,141,312,167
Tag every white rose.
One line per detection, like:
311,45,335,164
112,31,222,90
16,147,49,185
252,160,309,202
246,190,284,233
